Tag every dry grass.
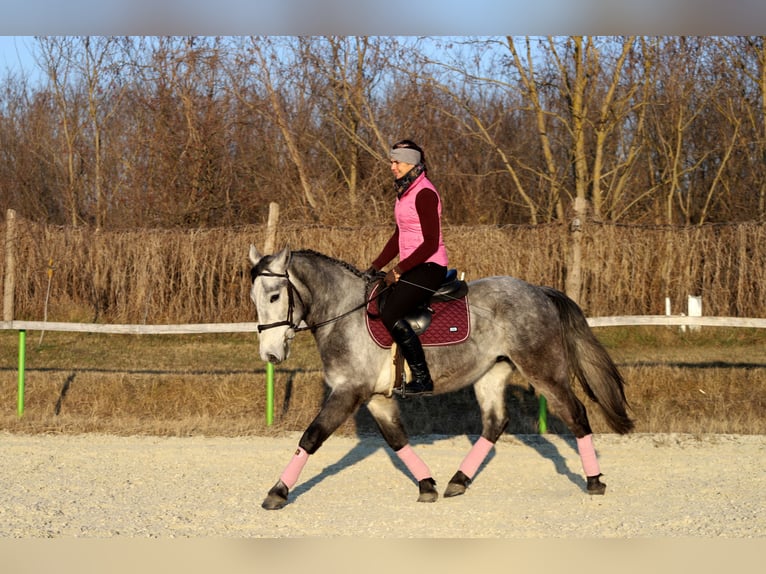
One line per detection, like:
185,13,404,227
1,327,764,437
4,220,766,324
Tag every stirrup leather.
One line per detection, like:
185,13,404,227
386,344,410,398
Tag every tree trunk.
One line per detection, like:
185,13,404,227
565,37,589,303
565,196,587,305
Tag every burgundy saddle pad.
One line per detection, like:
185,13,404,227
365,283,471,349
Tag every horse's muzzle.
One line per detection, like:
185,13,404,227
260,338,292,364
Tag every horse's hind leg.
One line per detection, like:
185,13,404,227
366,394,438,503
262,387,365,510
525,372,607,495
444,361,512,498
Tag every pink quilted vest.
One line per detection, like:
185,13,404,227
395,173,448,266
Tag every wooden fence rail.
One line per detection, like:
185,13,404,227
4,315,766,334
587,316,766,329
0,320,260,334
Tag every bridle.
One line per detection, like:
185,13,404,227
253,267,386,335
253,269,309,334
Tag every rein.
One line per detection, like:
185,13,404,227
254,268,388,334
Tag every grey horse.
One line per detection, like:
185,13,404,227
249,245,634,510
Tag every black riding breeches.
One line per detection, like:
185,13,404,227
380,263,447,332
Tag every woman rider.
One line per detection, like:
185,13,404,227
367,139,449,396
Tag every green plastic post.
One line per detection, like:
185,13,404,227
266,362,274,426
17,330,26,417
538,394,548,434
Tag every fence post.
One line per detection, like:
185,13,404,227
264,202,280,426
688,295,702,332
266,362,274,426
4,208,16,322
264,202,279,254
17,329,26,417
538,395,548,433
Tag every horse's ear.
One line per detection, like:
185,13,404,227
271,244,292,273
249,244,262,266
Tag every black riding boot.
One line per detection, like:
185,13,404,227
391,319,434,396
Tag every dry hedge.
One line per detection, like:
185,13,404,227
3,217,766,324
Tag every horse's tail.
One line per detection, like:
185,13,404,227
540,286,634,434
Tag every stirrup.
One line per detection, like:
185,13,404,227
393,378,434,398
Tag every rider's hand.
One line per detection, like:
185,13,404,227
384,266,402,286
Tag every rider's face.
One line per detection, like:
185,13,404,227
390,159,414,179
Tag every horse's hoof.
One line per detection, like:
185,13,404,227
417,477,439,503
261,480,289,510
443,470,471,498
586,474,607,495
443,483,466,497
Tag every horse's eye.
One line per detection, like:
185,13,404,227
270,294,279,303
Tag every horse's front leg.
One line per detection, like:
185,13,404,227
366,394,438,503
444,361,511,498
262,386,365,510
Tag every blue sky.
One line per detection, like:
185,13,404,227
0,36,36,73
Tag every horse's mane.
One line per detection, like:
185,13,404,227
293,249,365,278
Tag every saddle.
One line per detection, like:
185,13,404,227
365,269,471,347
366,269,471,397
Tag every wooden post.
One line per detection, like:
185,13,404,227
263,202,279,426
264,202,280,254
4,209,16,322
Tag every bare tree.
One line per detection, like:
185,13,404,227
0,73,60,220
421,37,545,224
240,37,319,219
724,36,766,222
505,36,566,223
586,36,642,220
128,36,236,227
600,36,656,222
299,37,394,212
5,35,766,230
79,36,130,228
509,36,642,298
645,37,727,225
36,36,85,227
556,36,589,301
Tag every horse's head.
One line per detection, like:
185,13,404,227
249,244,303,364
